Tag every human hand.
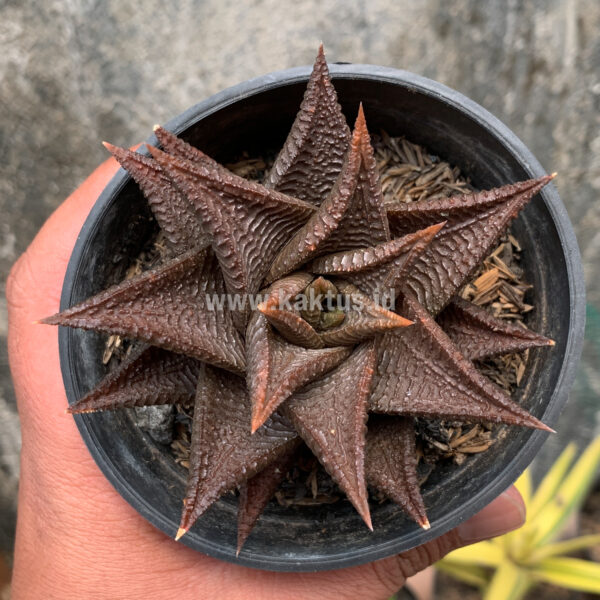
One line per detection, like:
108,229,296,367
7,157,526,600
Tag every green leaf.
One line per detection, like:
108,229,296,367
531,557,600,593
444,541,505,567
528,443,576,518
530,437,600,547
483,561,531,600
435,560,490,588
527,534,600,563
505,526,538,562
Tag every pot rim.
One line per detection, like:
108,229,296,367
58,63,585,571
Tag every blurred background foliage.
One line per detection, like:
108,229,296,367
438,438,600,599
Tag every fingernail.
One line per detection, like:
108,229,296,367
457,486,526,544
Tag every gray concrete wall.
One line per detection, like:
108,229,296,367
1,0,599,559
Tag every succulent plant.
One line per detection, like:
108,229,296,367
43,46,556,554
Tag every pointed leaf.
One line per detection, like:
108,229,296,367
178,366,299,537
246,310,352,432
530,437,600,547
444,540,506,568
369,293,552,431
388,175,555,315
236,441,302,555
153,125,220,170
68,345,199,413
103,142,207,253
311,223,444,302
265,44,351,205
365,416,429,528
483,561,531,600
267,106,390,282
528,534,600,563
284,341,377,529
530,557,600,594
528,443,576,518
147,146,315,309
323,105,390,247
43,248,246,374
258,304,324,349
436,560,490,588
438,297,554,361
320,281,412,346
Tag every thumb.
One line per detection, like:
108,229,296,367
349,486,525,598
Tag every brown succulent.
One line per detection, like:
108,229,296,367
43,45,555,555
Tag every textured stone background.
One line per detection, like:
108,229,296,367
1,0,599,565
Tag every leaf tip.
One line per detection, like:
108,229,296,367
38,314,59,326
102,140,117,153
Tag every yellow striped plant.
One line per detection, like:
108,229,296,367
436,436,600,599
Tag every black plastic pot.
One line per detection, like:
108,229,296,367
57,64,585,572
